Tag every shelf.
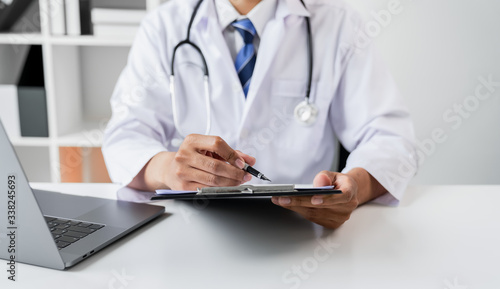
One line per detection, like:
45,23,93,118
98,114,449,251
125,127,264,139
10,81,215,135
0,34,136,46
57,131,103,147
57,121,108,147
11,136,51,147
49,35,135,47
0,33,45,45
0,0,145,183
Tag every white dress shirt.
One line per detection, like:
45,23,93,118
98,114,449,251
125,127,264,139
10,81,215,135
214,0,277,61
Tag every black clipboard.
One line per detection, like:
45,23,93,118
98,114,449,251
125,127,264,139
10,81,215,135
151,185,342,200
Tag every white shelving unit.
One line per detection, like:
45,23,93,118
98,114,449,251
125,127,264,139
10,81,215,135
0,0,165,182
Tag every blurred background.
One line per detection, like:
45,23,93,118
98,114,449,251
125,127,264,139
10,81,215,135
0,0,498,185
347,0,500,185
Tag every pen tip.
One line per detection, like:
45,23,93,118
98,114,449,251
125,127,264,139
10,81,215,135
262,176,272,182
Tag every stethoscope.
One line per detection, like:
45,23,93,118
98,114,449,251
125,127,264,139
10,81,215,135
170,0,318,140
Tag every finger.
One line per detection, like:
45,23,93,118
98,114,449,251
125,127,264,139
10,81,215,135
184,134,246,169
187,154,252,183
330,174,358,202
189,182,207,191
235,150,256,167
182,167,245,187
313,171,337,187
201,150,221,161
312,171,355,204
332,175,353,191
174,181,208,191
271,194,347,208
271,196,316,207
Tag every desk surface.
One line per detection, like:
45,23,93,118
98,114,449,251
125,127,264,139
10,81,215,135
2,184,500,289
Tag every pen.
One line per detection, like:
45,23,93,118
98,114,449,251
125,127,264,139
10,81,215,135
243,163,272,182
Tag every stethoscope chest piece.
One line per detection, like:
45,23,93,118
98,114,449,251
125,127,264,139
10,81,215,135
294,100,318,126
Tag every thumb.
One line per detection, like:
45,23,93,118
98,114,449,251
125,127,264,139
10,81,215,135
313,171,336,187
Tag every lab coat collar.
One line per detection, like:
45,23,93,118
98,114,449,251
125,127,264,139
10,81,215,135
191,0,311,132
194,0,310,31
214,0,277,39
195,0,247,112
213,0,239,31
192,0,213,32
277,0,311,19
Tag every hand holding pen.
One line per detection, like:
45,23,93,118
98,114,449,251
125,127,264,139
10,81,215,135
204,146,271,182
153,134,268,191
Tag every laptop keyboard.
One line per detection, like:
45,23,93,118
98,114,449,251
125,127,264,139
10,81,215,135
44,216,105,250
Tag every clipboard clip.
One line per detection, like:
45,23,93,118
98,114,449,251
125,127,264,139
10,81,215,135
197,185,296,195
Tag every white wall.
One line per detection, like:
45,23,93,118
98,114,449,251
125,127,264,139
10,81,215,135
344,0,500,184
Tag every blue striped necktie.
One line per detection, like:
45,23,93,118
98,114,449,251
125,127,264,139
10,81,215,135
232,19,257,97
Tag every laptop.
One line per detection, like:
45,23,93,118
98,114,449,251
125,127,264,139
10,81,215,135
0,120,165,270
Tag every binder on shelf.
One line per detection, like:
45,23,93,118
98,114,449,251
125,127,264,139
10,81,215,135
0,44,28,139
79,0,91,35
64,0,80,35
0,0,33,31
17,45,49,137
0,85,21,139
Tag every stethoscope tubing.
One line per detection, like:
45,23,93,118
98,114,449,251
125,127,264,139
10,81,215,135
170,0,315,140
300,0,313,104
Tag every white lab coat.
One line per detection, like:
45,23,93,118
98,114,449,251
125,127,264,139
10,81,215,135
103,0,418,205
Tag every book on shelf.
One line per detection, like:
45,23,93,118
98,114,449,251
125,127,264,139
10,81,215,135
64,0,80,35
49,0,92,36
64,0,91,35
78,0,91,34
49,0,65,35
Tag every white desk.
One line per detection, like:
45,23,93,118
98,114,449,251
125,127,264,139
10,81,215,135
2,184,500,289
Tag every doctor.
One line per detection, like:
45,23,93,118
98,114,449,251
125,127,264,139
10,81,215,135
103,0,418,229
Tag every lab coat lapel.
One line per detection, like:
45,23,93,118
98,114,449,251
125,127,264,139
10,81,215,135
240,1,288,128
198,8,240,88
194,0,246,121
